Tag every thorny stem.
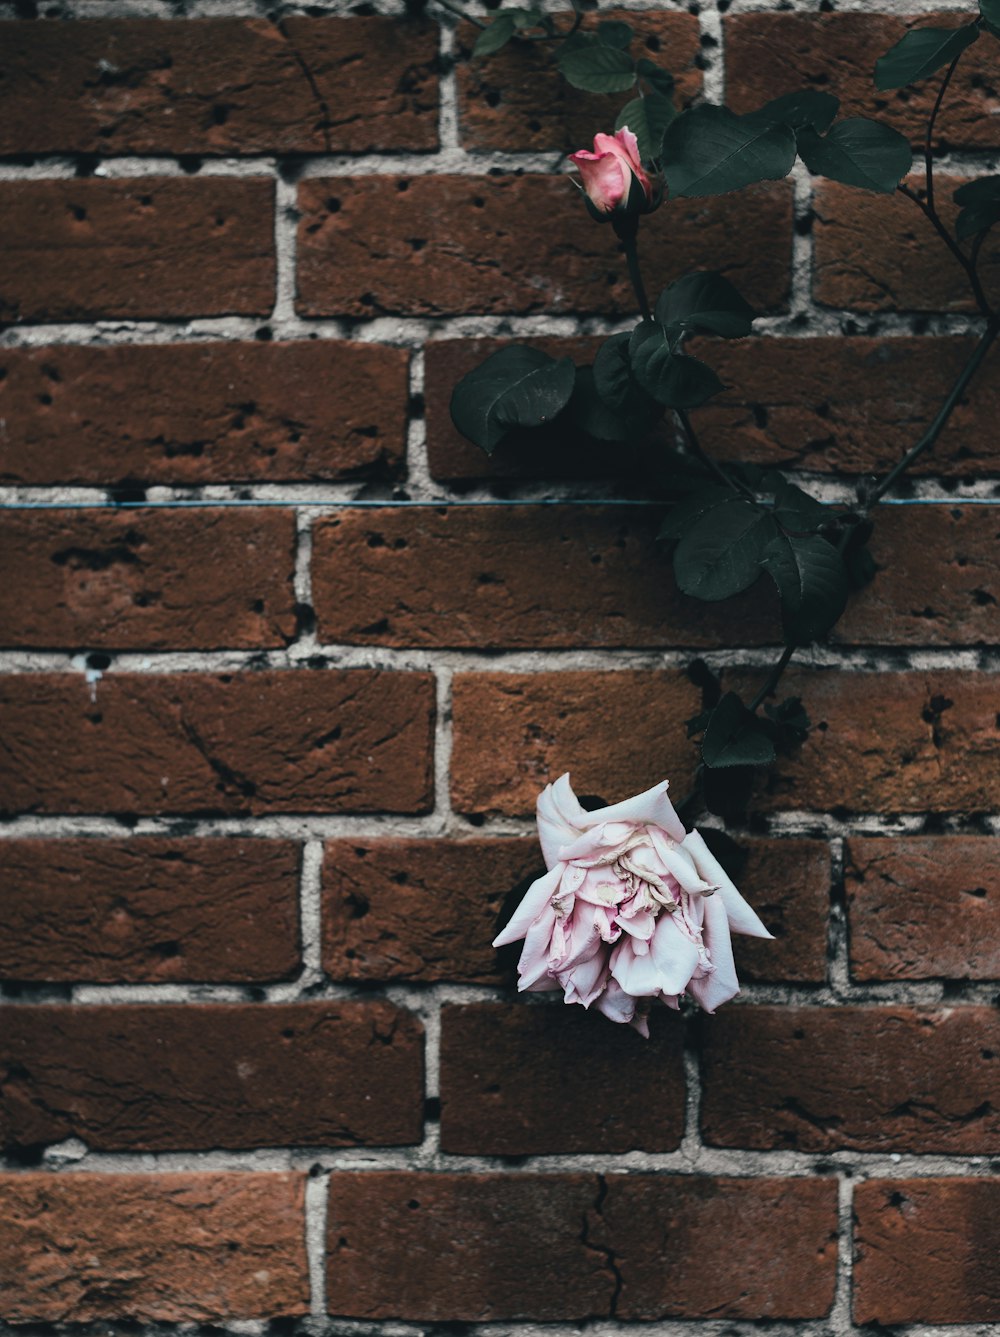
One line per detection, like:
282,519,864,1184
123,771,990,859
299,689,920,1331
924,53,960,215
619,230,651,322
677,409,758,502
747,644,797,714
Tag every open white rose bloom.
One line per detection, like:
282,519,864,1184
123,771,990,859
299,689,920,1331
494,775,773,1035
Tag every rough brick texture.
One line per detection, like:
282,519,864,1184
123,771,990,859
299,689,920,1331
0,838,300,984
0,17,439,155
439,1003,686,1154
0,341,409,486
312,503,1000,649
700,1006,1000,1153
854,1179,1000,1324
0,179,275,322
322,837,542,983
0,672,435,816
0,1172,308,1323
297,175,792,317
814,177,1000,312
0,1001,423,1151
456,11,702,151
326,1172,838,1320
727,13,1000,149
0,508,296,649
845,837,1000,980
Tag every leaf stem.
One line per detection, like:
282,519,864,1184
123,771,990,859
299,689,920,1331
897,182,995,319
924,53,960,215
748,643,796,714
676,408,757,502
432,0,486,27
620,230,651,321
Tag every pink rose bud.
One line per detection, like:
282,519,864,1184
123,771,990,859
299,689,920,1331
569,127,656,220
493,774,773,1035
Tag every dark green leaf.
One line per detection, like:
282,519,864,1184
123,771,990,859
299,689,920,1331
636,58,676,97
954,176,1000,205
597,19,633,48
557,39,636,92
658,485,734,542
750,90,840,134
570,365,657,441
593,333,635,409
796,118,913,194
449,346,576,454
473,13,517,57
615,92,676,162
662,104,796,197
702,692,777,768
771,478,830,533
673,496,777,600
874,23,980,91
511,6,545,29
761,531,849,643
629,322,725,408
954,176,1000,238
686,709,712,739
655,270,757,339
981,0,1000,37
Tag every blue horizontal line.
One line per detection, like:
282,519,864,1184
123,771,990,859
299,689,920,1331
0,496,999,511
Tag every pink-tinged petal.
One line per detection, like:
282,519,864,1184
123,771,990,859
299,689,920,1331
582,781,686,841
592,128,653,200
683,830,774,939
557,820,632,865
555,906,604,972
574,868,626,907
612,126,642,170
550,773,590,829
649,829,717,894
648,912,703,996
660,993,681,1010
560,950,610,1008
515,902,558,990
686,890,741,1013
610,936,662,996
629,1009,651,1039
537,782,582,869
594,978,638,1026
618,908,657,940
493,862,565,948
569,148,630,212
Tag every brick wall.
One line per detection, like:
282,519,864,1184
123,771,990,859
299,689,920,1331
1,0,998,1333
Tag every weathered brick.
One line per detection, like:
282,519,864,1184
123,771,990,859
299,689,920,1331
845,837,1000,980
450,671,700,818
0,341,409,486
0,508,296,649
699,335,1000,477
0,1001,423,1151
727,13,1000,151
322,837,541,984
0,179,274,322
456,10,702,152
700,1006,1000,1153
326,1172,838,1320
0,1172,307,1323
311,503,1000,650
732,839,829,984
814,176,1000,312
592,1176,838,1319
0,838,300,984
297,175,792,317
854,1178,1000,1324
439,1003,686,1155
740,669,1000,814
0,672,435,816
0,17,438,156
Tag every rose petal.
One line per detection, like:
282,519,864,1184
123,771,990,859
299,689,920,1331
593,978,638,1025
492,862,565,948
610,936,663,996
686,889,741,1013
581,781,686,842
683,830,774,939
536,783,583,869
648,912,704,996
569,148,630,213
515,901,558,991
649,828,718,894
559,950,610,1008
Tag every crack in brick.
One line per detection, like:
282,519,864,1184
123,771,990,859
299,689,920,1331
580,1174,623,1318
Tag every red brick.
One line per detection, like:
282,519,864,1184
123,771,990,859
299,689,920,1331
325,1172,837,1320
450,671,700,818
322,837,541,983
0,341,409,486
854,1178,1000,1324
593,1176,838,1319
457,10,702,152
845,837,1000,980
296,175,792,317
0,179,274,322
0,1172,307,1323
0,17,438,156
814,176,1000,312
741,669,1000,814
311,503,1000,650
0,837,300,983
0,671,434,816
0,508,296,649
700,1006,1000,1153
727,13,1000,151
0,1001,423,1151
699,336,1000,477
439,1003,686,1154
732,839,829,983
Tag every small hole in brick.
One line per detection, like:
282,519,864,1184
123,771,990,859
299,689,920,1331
87,652,112,671
38,393,52,406
213,104,230,125
472,196,486,209
70,204,87,221
138,194,152,207
408,1200,420,1210
255,326,273,341
326,197,341,213
251,599,265,613
484,89,501,108
397,178,410,191
646,34,661,50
